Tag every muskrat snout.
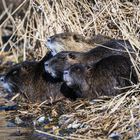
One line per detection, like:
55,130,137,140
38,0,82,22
44,61,51,74
0,76,5,82
44,62,49,67
47,37,51,42
63,70,69,75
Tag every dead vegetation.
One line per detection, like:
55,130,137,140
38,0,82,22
0,0,140,139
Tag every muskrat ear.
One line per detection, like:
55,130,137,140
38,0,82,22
67,53,76,59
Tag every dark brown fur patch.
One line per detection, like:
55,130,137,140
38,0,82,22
63,55,138,99
1,52,78,102
45,39,135,79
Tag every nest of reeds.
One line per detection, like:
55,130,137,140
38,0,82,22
1,0,140,139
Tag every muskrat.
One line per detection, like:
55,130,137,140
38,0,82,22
44,39,135,79
63,55,138,99
46,32,111,55
0,52,78,103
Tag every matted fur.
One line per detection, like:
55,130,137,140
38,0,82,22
63,55,138,99
46,32,111,55
44,39,135,79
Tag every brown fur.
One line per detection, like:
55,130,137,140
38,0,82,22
46,32,111,55
44,39,135,79
0,61,64,103
0,52,79,102
63,55,138,99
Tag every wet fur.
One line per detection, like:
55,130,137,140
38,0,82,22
1,52,78,102
45,39,135,79
63,55,138,99
46,32,111,55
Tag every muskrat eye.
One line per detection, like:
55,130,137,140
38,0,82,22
45,63,49,66
64,71,69,75
0,76,5,82
47,37,51,42
73,34,81,42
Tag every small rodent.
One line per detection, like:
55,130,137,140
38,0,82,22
0,52,78,103
63,55,138,99
46,32,111,55
44,39,135,79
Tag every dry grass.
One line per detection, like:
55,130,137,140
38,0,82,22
1,0,140,139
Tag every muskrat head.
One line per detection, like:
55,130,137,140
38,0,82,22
0,67,21,94
44,51,82,79
0,61,36,94
63,64,90,91
46,32,87,56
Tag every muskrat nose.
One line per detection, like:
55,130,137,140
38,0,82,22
0,76,5,82
44,62,49,67
47,37,51,42
64,71,69,75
